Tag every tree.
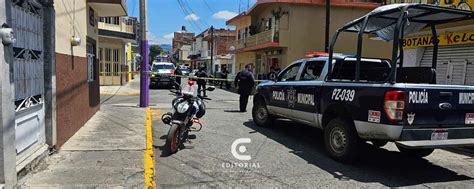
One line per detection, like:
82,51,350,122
149,45,163,64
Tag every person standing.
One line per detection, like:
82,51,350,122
174,66,182,85
234,65,255,112
220,66,230,89
267,66,277,81
196,66,208,97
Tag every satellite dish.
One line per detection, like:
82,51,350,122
229,46,235,51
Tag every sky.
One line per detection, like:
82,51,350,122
126,0,257,45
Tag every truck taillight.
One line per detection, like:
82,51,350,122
384,90,406,122
170,70,175,75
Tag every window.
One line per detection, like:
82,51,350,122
152,64,175,71
112,17,120,25
113,49,120,76
331,59,391,82
278,63,301,82
86,43,95,82
105,48,111,62
300,61,325,80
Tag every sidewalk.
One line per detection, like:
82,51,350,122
18,79,147,188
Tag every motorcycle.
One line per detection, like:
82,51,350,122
161,80,215,155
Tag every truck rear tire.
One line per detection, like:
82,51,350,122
252,102,274,127
396,145,434,158
324,118,361,162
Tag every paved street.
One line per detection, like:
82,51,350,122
151,79,474,188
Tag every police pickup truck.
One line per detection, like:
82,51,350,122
251,4,474,162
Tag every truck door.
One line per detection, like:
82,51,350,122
292,60,326,127
268,62,303,118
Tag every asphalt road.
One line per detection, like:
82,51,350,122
147,80,474,188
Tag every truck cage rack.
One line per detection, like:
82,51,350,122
327,3,474,83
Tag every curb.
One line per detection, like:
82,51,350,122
144,107,156,188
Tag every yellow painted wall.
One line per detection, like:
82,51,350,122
245,4,392,68
235,52,256,72
55,1,98,57
284,4,391,66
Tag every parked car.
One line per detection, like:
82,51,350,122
252,4,474,162
179,68,190,76
150,62,176,88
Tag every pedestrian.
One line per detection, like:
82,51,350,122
234,65,255,112
267,66,277,81
174,66,182,86
220,66,230,89
196,66,208,97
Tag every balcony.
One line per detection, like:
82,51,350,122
98,17,136,41
236,30,281,51
88,0,127,16
99,17,135,34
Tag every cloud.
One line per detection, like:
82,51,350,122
163,33,174,39
184,13,199,21
212,10,238,20
147,32,173,45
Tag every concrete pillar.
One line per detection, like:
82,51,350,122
43,1,56,148
0,0,18,187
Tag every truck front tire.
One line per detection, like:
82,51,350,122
396,145,434,158
324,118,361,162
252,102,274,127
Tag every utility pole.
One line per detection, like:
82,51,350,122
210,26,214,76
324,0,330,52
139,0,149,107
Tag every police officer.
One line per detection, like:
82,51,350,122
174,66,182,85
220,66,230,89
196,66,208,97
267,66,277,81
234,65,255,112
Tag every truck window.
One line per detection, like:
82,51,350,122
278,63,302,82
331,60,390,82
300,61,325,81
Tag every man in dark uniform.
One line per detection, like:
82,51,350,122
196,66,208,97
174,66,182,86
267,66,277,81
220,66,230,89
234,65,255,112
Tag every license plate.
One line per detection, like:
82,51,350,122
160,78,169,81
431,131,448,140
466,113,474,125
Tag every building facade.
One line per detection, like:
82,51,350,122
226,0,392,78
98,16,137,86
189,28,237,76
0,0,127,187
172,26,195,65
397,1,474,86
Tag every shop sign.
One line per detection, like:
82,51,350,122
402,30,474,48
386,0,473,11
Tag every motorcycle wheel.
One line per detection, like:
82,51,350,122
164,123,181,156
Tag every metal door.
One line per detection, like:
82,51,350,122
421,44,474,85
446,61,467,85
11,0,46,154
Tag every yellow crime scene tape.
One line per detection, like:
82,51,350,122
99,71,268,82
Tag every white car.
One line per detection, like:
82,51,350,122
150,62,176,88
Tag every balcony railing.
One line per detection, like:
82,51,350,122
236,30,276,50
98,17,135,34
